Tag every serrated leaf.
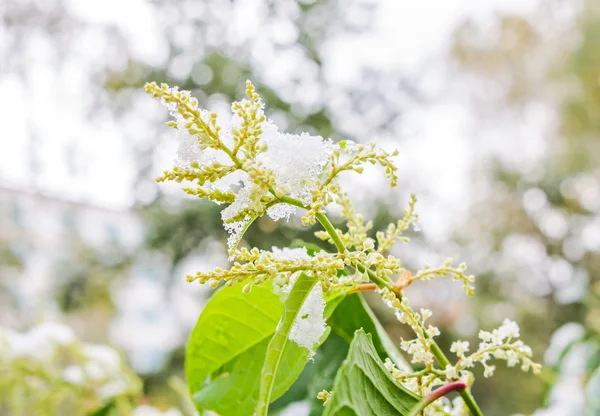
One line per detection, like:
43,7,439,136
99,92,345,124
271,294,411,414
256,273,322,416
307,333,350,415
323,330,420,416
329,294,410,371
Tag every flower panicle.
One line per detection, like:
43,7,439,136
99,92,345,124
413,259,475,296
376,193,418,253
380,288,439,366
446,319,542,378
301,142,400,226
146,80,400,255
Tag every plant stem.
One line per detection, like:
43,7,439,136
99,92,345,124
278,195,393,290
407,381,467,416
277,194,483,415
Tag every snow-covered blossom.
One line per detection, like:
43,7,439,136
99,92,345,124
259,124,335,209
384,358,468,416
147,81,341,252
450,341,470,358
147,80,400,254
379,288,438,366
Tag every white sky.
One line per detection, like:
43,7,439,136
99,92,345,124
0,0,540,239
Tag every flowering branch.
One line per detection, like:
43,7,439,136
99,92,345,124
145,80,541,416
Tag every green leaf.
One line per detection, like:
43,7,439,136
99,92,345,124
268,315,347,414
187,278,326,416
323,330,421,416
268,334,350,415
185,282,282,394
329,293,410,370
256,273,321,416
192,335,312,415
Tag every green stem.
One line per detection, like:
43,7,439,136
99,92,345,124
278,195,393,290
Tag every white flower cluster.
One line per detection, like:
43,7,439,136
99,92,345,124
0,322,139,410
448,319,541,378
220,124,335,250
380,288,439,365
380,285,540,412
152,83,336,252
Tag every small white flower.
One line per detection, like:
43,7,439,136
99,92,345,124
498,319,520,340
461,356,474,368
478,330,493,343
426,325,440,338
445,364,459,380
450,341,470,358
483,363,496,378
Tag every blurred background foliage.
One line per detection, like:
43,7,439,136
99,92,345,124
450,0,600,413
2,0,600,414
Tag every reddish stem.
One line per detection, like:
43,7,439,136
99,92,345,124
426,381,467,402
